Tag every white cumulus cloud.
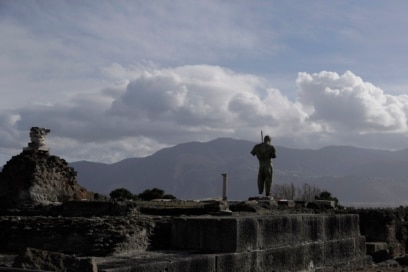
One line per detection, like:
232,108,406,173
1,66,408,165
297,71,408,134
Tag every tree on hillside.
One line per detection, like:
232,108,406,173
162,194,177,200
138,187,177,201
110,188,136,200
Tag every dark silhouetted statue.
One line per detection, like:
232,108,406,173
250,135,276,197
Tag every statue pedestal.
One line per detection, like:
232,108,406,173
23,146,50,152
24,143,50,152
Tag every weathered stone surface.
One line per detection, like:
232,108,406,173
366,242,388,255
13,247,97,272
0,150,94,208
60,200,135,217
96,242,372,272
0,267,51,272
0,254,16,268
97,253,216,272
0,204,374,271
0,201,377,271
159,214,370,271
314,200,336,209
341,207,408,260
278,199,296,208
139,200,230,216
0,215,156,256
394,255,408,266
170,214,361,253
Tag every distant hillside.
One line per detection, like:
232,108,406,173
70,138,408,206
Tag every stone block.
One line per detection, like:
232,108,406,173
0,216,155,256
170,214,362,253
277,200,296,208
96,213,370,272
12,247,97,272
366,242,390,263
323,214,360,240
371,250,390,263
257,215,305,248
99,240,370,272
315,200,336,209
366,242,388,255
302,215,325,241
98,255,216,272
0,254,16,268
394,255,408,266
171,217,238,252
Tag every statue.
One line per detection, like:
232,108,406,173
24,127,51,152
250,135,277,197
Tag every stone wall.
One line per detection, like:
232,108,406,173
341,207,408,261
0,202,373,271
165,214,370,271
0,213,155,257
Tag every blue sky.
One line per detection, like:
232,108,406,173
1,0,408,165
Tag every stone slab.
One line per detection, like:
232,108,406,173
366,242,388,255
97,240,372,272
278,200,296,208
315,200,336,209
171,214,362,253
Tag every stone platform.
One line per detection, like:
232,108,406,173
0,202,373,271
97,214,372,272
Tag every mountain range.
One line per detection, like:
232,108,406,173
69,138,408,207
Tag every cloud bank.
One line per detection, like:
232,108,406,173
1,65,408,165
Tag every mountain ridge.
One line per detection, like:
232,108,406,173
69,138,408,206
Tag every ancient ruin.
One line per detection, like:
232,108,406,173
0,127,94,208
23,127,51,152
2,127,408,271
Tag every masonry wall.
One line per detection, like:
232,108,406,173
163,214,370,272
0,203,372,271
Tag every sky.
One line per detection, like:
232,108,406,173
1,0,408,166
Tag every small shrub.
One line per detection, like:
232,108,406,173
138,188,164,201
162,194,177,200
110,188,135,200
315,190,338,205
137,188,178,201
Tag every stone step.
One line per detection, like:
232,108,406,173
171,214,362,253
97,241,372,272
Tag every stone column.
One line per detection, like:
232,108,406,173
221,173,228,201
